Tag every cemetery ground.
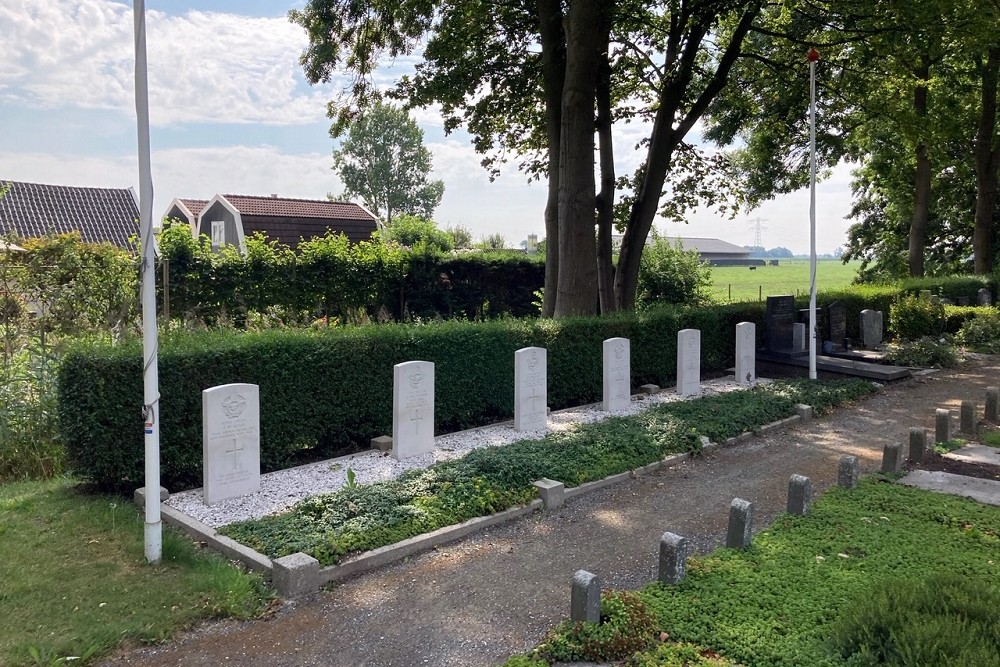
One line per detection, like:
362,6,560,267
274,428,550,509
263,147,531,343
711,260,859,303
90,355,1000,667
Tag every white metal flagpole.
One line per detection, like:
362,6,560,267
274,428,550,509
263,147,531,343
807,47,819,381
133,0,162,563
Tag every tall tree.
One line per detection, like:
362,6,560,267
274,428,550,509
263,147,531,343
331,102,445,225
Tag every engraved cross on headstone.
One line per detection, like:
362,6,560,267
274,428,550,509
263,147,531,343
410,409,424,435
226,438,244,472
528,384,544,413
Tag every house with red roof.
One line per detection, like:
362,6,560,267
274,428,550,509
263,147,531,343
163,194,378,254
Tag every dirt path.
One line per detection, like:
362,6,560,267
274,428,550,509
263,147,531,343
101,358,1000,667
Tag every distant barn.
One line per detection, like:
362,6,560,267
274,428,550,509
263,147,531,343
0,179,139,248
163,194,378,254
612,234,753,265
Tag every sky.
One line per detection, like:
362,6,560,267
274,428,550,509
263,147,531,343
0,0,854,254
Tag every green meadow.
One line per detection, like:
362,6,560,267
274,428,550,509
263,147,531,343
710,259,860,303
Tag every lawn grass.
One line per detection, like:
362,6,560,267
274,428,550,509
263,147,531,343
516,479,1000,666
710,259,859,303
0,477,271,666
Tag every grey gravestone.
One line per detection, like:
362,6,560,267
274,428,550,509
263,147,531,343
676,329,701,397
735,322,756,386
960,400,977,435
202,383,260,505
764,295,795,353
514,347,547,432
392,360,435,460
956,296,970,306
838,455,860,489
602,337,631,411
570,570,600,623
881,442,902,473
860,309,883,349
659,532,689,584
935,408,952,444
825,301,847,350
726,498,754,549
792,322,806,352
987,387,999,423
909,427,928,462
920,289,933,301
787,474,812,516
978,288,992,306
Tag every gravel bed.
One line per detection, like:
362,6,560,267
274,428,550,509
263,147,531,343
166,376,763,528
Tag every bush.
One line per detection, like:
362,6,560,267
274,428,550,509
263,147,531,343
831,574,1000,666
888,294,946,339
535,591,659,663
955,309,1000,353
638,236,713,307
883,336,959,368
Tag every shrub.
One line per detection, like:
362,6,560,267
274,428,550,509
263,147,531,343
955,309,1000,353
888,294,946,339
830,573,1000,666
381,214,454,253
638,236,713,307
883,336,959,368
535,591,659,663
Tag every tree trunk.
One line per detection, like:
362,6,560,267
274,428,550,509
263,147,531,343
974,47,1000,275
908,58,931,277
536,0,566,317
554,0,603,317
595,15,616,313
614,5,759,309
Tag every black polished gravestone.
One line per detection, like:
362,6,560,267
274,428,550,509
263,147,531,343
764,295,796,354
825,301,847,350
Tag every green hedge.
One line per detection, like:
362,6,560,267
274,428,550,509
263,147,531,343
59,303,765,492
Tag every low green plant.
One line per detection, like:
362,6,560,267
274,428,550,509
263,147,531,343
830,573,1000,665
535,591,659,663
888,294,945,340
981,430,1000,448
498,656,548,667
883,336,959,368
955,309,1000,353
933,438,966,455
628,642,737,666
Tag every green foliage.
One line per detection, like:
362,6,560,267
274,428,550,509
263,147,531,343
332,102,445,223
445,224,474,250
830,574,1000,666
476,232,507,251
535,591,659,663
0,336,63,481
381,214,454,253
883,337,959,368
628,642,737,666
955,308,1000,352
638,236,714,307
888,294,946,339
220,380,873,565
498,657,548,667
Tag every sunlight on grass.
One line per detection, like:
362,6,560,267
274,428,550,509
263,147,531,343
0,477,270,666
711,259,859,303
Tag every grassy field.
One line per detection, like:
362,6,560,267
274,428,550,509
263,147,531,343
0,478,270,666
710,259,859,303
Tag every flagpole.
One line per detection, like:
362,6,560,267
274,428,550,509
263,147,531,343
134,0,161,563
807,48,819,381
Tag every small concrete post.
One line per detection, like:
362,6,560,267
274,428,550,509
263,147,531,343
960,400,977,435
571,570,601,623
273,553,320,599
881,442,902,474
787,474,812,516
726,498,754,549
987,387,1000,423
533,478,565,509
935,408,952,444
838,455,860,489
658,532,689,585
795,404,813,421
908,427,928,462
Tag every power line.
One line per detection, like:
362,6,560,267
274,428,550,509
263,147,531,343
747,217,768,248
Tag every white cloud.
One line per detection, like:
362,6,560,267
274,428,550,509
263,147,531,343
0,0,334,126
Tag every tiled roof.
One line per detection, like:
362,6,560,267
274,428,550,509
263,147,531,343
222,194,376,221
179,198,208,219
0,179,139,248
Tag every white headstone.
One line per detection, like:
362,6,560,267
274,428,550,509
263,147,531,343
676,329,701,397
202,383,260,505
514,347,547,431
860,309,883,348
735,322,756,386
392,360,435,460
792,322,806,352
602,337,631,412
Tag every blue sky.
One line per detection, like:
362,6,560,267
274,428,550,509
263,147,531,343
0,0,853,253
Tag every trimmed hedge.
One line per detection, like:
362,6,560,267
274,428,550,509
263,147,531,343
59,303,764,492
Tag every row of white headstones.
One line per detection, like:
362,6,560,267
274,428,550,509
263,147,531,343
200,322,759,506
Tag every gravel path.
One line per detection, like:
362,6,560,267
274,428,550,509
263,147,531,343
102,357,1000,667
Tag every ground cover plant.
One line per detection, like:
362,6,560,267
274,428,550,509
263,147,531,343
508,479,1000,666
222,379,876,566
0,477,270,666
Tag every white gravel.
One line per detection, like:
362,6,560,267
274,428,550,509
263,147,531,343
166,376,766,528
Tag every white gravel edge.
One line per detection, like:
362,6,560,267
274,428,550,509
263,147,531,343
167,376,770,528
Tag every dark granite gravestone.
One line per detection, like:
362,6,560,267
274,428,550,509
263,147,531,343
764,295,796,354
825,301,847,350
